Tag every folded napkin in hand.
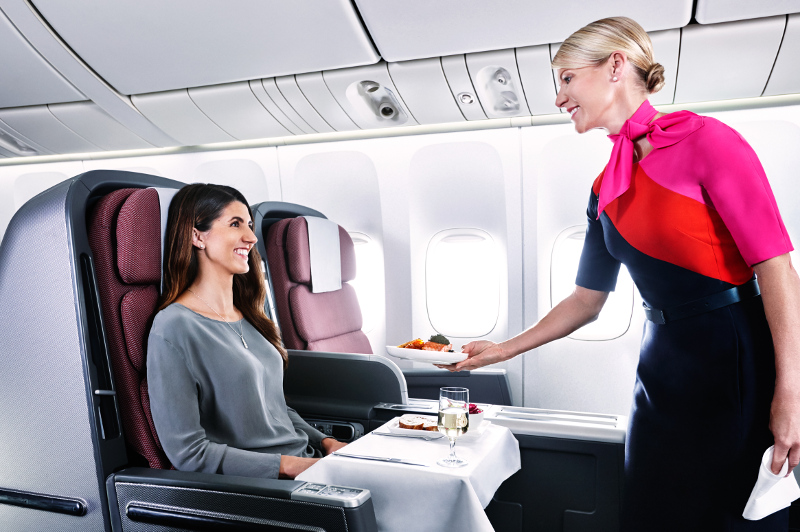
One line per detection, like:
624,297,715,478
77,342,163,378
743,446,800,520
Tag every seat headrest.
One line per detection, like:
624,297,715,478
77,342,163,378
285,217,356,288
117,188,162,284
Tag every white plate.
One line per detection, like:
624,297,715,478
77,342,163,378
382,416,489,442
385,346,467,364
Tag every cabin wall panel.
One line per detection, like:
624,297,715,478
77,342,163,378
763,14,800,97
522,126,642,416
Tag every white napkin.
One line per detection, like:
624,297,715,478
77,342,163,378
742,446,800,520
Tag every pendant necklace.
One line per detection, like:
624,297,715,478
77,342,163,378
187,288,248,349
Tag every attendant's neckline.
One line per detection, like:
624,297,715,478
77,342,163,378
173,302,244,324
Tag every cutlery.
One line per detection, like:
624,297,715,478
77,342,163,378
332,452,429,467
370,431,443,441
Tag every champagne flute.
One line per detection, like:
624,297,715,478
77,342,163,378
437,387,469,468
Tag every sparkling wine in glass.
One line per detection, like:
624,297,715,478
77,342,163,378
437,387,469,468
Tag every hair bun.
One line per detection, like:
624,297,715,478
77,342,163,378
645,62,666,94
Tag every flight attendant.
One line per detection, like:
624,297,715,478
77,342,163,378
445,17,800,530
147,184,347,480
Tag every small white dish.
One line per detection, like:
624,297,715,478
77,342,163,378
385,346,467,365
381,417,489,442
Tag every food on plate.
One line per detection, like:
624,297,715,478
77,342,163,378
399,414,439,431
469,403,483,415
397,334,453,352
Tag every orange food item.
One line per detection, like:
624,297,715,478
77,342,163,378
421,341,452,352
397,338,425,349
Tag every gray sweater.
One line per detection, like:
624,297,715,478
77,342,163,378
147,303,326,479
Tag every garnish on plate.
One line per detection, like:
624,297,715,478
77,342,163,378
397,334,453,352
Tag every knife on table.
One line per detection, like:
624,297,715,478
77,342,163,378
332,451,429,467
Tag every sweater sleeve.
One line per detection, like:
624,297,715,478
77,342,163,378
147,333,281,478
287,407,327,446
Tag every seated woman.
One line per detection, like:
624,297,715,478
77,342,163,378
147,183,346,479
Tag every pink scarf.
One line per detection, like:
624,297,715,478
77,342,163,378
598,100,704,218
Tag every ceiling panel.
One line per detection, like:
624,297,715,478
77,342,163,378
441,56,487,121
0,106,101,154
48,101,153,151
353,0,692,62
0,9,84,108
387,59,465,124
31,0,380,95
695,0,800,24
674,17,786,104
763,14,800,97
131,90,235,146
647,30,681,106
295,73,360,132
188,82,292,140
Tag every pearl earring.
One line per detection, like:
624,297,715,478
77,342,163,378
612,76,618,82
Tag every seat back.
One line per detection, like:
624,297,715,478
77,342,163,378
87,187,171,469
265,216,372,354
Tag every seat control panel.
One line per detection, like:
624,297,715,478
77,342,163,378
305,419,364,442
291,482,371,508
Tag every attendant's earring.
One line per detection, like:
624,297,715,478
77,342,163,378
612,76,618,82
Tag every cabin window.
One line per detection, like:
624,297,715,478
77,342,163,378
349,233,381,333
551,226,633,341
425,229,500,337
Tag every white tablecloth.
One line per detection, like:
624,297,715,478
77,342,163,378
297,421,521,532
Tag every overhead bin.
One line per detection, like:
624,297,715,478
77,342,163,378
189,82,292,140
323,63,419,129
674,17,786,104
0,106,101,154
466,50,530,118
0,8,85,108
30,0,380,95
0,126,44,157
695,0,800,24
441,55,487,121
132,90,235,146
48,102,153,151
295,72,360,132
275,76,336,134
764,14,800,97
352,0,692,62
387,59,465,124
516,45,558,115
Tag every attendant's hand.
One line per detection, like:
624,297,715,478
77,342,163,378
321,437,348,456
435,340,509,372
769,385,800,475
279,455,319,479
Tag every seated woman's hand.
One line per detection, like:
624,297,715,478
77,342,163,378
321,437,348,455
279,455,319,479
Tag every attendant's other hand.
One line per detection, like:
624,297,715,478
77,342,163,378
279,455,319,479
769,385,800,475
321,437,348,456
435,340,509,372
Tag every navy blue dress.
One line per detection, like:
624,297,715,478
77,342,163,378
575,115,794,531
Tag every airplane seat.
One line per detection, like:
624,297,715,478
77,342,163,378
265,215,372,353
253,201,513,406
86,187,171,470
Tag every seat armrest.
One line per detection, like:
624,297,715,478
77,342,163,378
107,467,378,531
108,467,304,499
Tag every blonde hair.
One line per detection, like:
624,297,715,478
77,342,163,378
552,17,665,94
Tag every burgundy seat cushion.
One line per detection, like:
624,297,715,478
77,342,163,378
88,187,171,469
266,216,371,354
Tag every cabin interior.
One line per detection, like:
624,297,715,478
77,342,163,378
1,1,800,530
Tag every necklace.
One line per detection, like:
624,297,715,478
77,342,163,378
187,288,248,349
